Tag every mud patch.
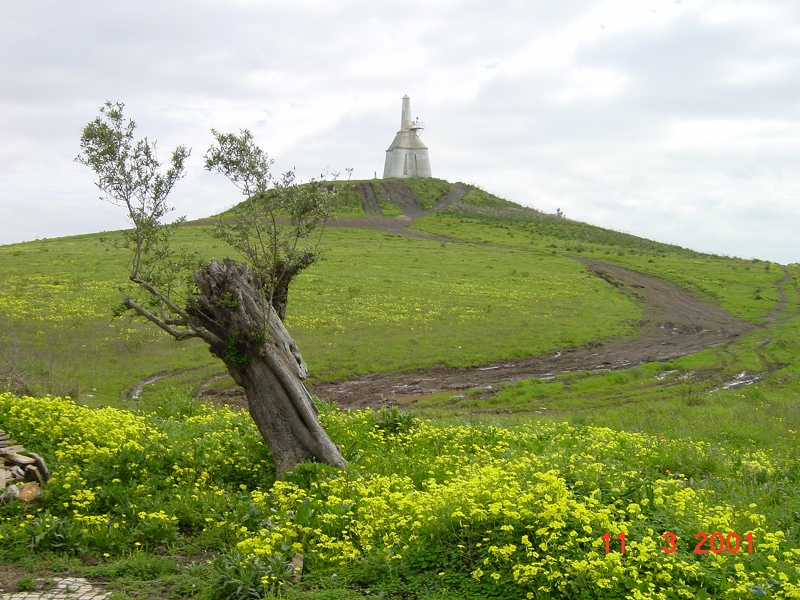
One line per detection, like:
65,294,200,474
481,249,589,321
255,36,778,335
124,366,206,401
711,371,765,393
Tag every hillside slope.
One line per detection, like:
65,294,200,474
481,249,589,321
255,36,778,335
312,258,753,407
0,179,791,408
202,179,783,407
3,180,800,600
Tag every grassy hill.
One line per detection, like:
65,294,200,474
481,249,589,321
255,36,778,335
1,179,799,598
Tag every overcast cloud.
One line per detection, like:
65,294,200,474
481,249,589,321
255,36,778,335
1,0,798,263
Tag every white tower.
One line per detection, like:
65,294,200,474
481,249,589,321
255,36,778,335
383,95,432,178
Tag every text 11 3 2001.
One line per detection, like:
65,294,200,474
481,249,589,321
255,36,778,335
600,531,754,554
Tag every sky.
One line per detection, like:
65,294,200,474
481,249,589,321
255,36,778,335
1,0,798,264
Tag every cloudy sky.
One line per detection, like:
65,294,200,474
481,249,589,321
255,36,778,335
1,0,798,263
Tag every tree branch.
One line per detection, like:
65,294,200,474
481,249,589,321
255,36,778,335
123,298,197,339
131,277,191,322
123,297,222,346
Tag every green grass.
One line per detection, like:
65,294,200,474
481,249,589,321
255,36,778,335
0,224,641,402
287,228,639,380
0,232,216,405
400,177,452,210
460,186,523,210
2,180,800,598
412,210,787,321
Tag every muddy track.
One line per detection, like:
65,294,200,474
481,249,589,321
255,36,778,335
310,259,754,408
423,182,471,214
358,182,382,215
123,366,206,401
332,181,470,232
760,267,795,325
381,181,424,216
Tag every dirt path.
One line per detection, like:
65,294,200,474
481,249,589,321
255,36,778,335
327,181,471,238
357,182,382,215
381,181,424,216
310,258,754,408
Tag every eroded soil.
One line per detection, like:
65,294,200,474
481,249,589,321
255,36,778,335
310,258,754,408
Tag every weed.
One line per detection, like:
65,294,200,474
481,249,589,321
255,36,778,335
682,381,707,406
16,575,36,592
210,549,291,600
222,332,249,369
371,405,417,434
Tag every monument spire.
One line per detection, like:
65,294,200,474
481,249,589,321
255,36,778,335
401,94,412,131
383,95,432,179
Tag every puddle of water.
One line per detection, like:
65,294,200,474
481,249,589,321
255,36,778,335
656,369,680,381
710,371,764,393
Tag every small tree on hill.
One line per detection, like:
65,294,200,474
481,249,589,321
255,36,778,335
77,101,346,478
204,129,337,322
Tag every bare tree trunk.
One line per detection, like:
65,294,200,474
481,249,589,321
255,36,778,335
188,258,346,478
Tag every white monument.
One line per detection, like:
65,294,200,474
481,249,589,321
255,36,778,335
383,95,432,178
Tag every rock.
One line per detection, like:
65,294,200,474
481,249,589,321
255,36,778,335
0,483,20,502
289,553,303,584
18,482,39,501
0,429,50,489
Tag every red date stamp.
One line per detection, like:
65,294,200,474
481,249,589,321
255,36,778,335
601,531,754,554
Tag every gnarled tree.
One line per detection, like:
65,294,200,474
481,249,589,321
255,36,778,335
77,102,346,478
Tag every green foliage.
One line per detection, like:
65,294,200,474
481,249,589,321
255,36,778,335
92,553,178,580
0,392,274,563
413,210,784,321
15,575,36,592
460,187,519,209
204,129,339,319
225,414,800,598
417,206,686,255
379,201,404,217
76,101,192,286
370,405,417,434
330,181,364,216
3,392,798,598
223,331,250,369
210,549,291,599
403,177,452,210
